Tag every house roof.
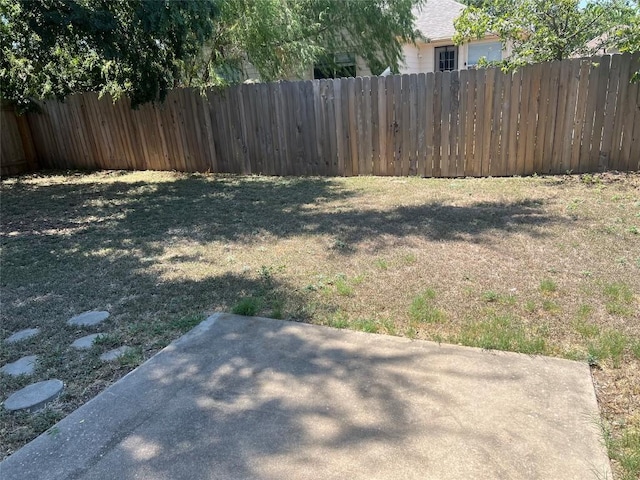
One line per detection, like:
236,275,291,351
412,0,466,42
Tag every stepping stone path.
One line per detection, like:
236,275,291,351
68,311,110,327
3,379,64,412
100,346,133,362
71,333,105,350
5,328,40,344
1,355,38,377
1,311,119,414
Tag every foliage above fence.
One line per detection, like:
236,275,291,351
3,53,639,177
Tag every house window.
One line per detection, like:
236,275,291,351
435,46,458,72
314,53,357,79
467,42,503,67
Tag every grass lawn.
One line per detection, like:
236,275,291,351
1,171,639,478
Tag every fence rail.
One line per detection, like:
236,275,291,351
3,53,640,177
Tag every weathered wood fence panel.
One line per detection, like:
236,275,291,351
1,106,37,176
2,53,639,177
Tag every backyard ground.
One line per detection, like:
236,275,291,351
1,171,639,478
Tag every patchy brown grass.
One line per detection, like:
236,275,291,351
1,171,639,477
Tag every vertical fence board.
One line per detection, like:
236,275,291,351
507,70,521,175
450,71,462,177
481,68,496,176
333,79,346,176
347,77,358,175
370,76,380,176
588,55,612,171
598,55,621,171
416,73,427,176
569,59,591,173
326,80,338,175
497,71,512,177
401,75,412,176
542,61,562,174
579,59,603,172
470,69,486,177
620,71,640,170
458,70,468,176
408,74,418,175
432,72,443,177
463,69,477,176
354,77,364,175
393,75,403,176
440,71,452,176
559,59,582,173
424,73,435,177
362,76,373,175
489,70,503,176
550,60,572,173
628,81,640,171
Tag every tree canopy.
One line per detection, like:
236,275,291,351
453,0,639,69
0,0,219,110
1,0,423,110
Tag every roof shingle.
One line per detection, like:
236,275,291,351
413,0,466,42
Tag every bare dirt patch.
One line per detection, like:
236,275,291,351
1,171,639,477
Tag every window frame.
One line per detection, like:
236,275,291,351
466,41,503,68
313,53,357,80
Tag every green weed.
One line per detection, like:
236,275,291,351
482,291,499,303
353,319,379,333
588,330,628,368
232,297,261,316
456,314,547,354
335,275,354,296
574,319,600,339
604,421,640,480
576,304,593,320
604,282,634,317
118,347,143,368
327,312,349,329
539,278,557,294
409,289,445,324
374,258,388,270
542,299,560,313
402,253,417,265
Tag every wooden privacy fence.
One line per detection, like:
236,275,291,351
5,53,640,177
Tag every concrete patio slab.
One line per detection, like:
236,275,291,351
0,314,611,480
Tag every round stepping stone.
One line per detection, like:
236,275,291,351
67,311,110,327
5,328,40,344
100,346,133,362
3,379,64,412
1,355,38,377
71,333,104,350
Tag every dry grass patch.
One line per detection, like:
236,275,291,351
1,170,639,478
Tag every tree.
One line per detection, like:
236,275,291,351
611,2,640,80
1,0,423,110
183,0,422,85
0,0,219,110
452,0,637,70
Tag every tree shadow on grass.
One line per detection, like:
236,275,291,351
0,173,558,331
1,174,555,257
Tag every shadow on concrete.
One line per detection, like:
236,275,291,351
2,315,547,480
